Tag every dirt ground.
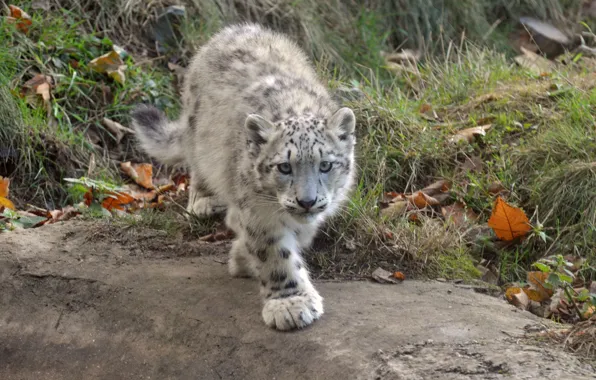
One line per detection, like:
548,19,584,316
0,220,594,380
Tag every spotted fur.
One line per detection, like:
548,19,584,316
131,23,356,331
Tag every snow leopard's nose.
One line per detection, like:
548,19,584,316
296,197,317,211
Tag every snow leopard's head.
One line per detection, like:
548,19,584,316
246,108,356,222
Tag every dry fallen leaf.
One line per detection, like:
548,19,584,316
487,182,507,195
487,196,531,241
372,267,403,284
506,286,530,310
101,191,136,211
441,202,479,227
7,5,32,33
88,50,126,84
0,176,15,210
421,179,450,195
392,271,406,281
527,271,553,299
102,118,135,143
409,191,441,209
46,205,80,224
120,162,154,189
380,199,408,218
513,46,554,75
449,125,491,144
21,74,55,125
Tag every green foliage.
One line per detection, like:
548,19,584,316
0,5,177,208
534,255,596,320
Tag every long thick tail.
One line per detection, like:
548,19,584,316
130,105,187,166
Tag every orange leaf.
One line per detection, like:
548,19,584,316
505,287,522,302
487,196,531,241
505,286,530,309
522,288,549,302
84,189,93,206
120,162,154,189
409,191,440,208
8,5,32,33
392,271,406,281
0,197,15,210
0,176,10,198
101,191,135,211
527,271,553,298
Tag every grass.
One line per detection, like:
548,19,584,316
2,1,596,284
0,3,178,208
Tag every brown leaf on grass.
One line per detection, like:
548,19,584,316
380,199,408,218
409,191,441,209
513,46,554,75
0,176,15,210
101,191,135,211
421,179,450,195
449,125,491,144
487,196,531,241
21,74,55,126
88,50,126,84
7,5,32,33
120,162,154,189
460,155,484,173
102,118,135,143
419,103,432,114
441,202,479,227
527,271,553,299
487,182,508,195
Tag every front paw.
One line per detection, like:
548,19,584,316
261,290,323,331
186,196,227,218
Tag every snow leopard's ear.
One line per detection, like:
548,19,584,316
245,114,274,146
328,107,356,142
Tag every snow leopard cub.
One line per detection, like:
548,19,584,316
131,23,356,330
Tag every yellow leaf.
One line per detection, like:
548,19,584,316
88,50,127,84
88,50,124,74
487,196,531,241
0,197,15,210
108,66,126,84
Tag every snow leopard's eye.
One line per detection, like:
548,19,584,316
319,161,332,173
277,163,292,175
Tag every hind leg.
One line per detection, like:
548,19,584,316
225,207,259,278
186,172,227,217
